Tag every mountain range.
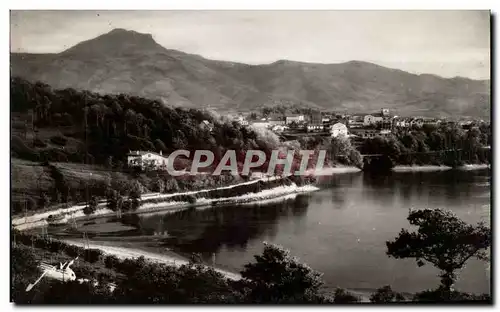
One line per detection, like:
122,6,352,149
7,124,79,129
10,28,491,118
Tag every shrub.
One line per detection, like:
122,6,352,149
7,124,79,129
333,288,360,303
83,248,103,264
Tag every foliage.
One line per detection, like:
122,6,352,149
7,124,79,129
239,242,326,303
12,231,491,304
386,209,491,296
83,196,99,215
361,123,491,167
330,135,362,168
11,77,272,166
104,255,120,269
11,244,41,302
369,285,405,303
413,287,491,303
332,288,360,303
106,190,123,212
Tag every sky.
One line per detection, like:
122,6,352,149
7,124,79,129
10,10,491,79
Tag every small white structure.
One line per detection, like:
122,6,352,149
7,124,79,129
127,151,168,170
272,125,287,132
200,120,214,132
234,116,249,126
330,122,348,137
286,115,305,124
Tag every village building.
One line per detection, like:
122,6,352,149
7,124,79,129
394,117,411,128
348,115,365,128
285,114,305,124
268,117,286,126
250,121,271,128
127,151,168,170
307,123,324,132
234,116,249,126
330,122,348,138
363,114,384,126
271,125,288,132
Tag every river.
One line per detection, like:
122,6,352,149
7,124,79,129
45,169,491,295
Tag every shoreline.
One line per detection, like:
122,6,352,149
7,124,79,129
392,164,490,172
60,239,372,302
13,179,320,231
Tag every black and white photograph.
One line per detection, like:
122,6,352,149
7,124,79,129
9,9,492,304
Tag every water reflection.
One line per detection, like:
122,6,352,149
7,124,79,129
135,195,311,258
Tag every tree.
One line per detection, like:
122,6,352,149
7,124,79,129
83,196,98,216
128,181,142,211
38,193,50,209
369,285,405,303
332,288,360,303
106,190,123,212
239,242,326,303
153,178,165,193
386,209,491,298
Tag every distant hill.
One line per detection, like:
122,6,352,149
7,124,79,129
10,28,491,118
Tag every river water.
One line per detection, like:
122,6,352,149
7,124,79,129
50,169,491,295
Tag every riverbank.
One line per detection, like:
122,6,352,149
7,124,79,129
13,177,320,231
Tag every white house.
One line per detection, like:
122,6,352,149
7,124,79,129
330,122,348,137
286,115,305,124
128,151,168,170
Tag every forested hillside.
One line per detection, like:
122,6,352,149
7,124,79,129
10,76,274,167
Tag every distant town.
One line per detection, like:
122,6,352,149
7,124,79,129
229,108,488,140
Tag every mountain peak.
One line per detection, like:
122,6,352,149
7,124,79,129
106,28,153,39
61,28,162,56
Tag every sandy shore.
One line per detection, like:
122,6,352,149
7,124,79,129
64,239,242,281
